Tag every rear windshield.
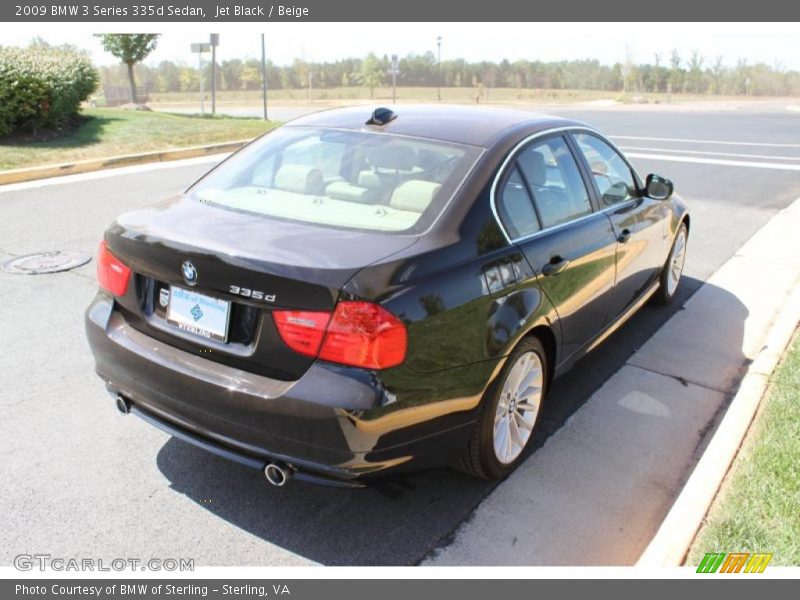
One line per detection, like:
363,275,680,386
190,126,482,234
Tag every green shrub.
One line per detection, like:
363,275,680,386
0,46,98,137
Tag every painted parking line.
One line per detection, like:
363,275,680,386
618,146,800,162
612,135,800,148
626,152,800,171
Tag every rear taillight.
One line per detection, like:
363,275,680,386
96,240,131,296
273,301,407,370
272,310,331,357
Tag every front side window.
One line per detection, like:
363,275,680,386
573,133,639,206
516,136,593,229
191,127,482,234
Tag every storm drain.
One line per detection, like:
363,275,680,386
2,251,91,274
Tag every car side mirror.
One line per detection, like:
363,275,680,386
646,173,673,200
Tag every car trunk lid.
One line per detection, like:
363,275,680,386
104,195,417,381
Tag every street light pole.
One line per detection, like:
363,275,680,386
436,36,442,101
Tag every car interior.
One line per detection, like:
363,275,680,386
194,133,468,233
498,137,593,238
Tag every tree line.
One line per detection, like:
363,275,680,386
0,32,760,102
97,50,800,98
18,37,800,100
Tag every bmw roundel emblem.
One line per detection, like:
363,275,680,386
181,260,198,286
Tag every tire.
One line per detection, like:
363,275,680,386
457,337,548,480
654,222,688,305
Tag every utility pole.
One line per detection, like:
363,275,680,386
210,34,219,115
436,36,442,101
261,34,268,121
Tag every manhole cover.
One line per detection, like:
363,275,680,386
2,251,92,275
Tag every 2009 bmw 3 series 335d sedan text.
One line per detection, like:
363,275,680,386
86,105,689,488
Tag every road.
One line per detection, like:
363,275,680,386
1,104,799,566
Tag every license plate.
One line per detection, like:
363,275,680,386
166,286,231,342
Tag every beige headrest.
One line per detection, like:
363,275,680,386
325,181,378,204
357,170,382,189
390,180,441,213
274,164,325,195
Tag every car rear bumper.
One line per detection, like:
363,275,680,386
85,295,478,485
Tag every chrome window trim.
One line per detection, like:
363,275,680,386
489,125,640,245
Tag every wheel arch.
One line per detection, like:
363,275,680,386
524,324,557,393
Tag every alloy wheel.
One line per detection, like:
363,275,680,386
493,351,543,464
667,228,687,296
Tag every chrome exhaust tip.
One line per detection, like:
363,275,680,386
114,395,131,415
264,462,292,487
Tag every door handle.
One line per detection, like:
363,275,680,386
618,229,632,244
542,257,570,276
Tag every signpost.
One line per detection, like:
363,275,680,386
190,42,211,115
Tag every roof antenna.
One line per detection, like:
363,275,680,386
366,107,397,126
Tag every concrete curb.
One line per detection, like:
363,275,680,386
0,139,252,186
637,200,800,567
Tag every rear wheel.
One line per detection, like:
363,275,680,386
458,337,547,480
655,222,688,305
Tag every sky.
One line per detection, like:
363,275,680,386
5,22,800,70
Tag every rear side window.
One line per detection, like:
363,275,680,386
496,166,540,239
190,127,481,234
516,136,592,230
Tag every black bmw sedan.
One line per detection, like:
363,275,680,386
86,105,689,487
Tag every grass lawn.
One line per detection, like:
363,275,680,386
687,330,800,566
0,109,276,171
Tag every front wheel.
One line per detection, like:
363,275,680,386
655,222,688,305
457,337,547,480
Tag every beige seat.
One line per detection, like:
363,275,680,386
389,180,442,213
325,181,379,204
274,164,325,195
358,145,418,190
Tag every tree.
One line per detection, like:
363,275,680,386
95,34,159,103
241,61,262,91
220,58,243,91
155,60,180,93
669,49,683,92
359,52,384,99
29,36,88,56
687,50,705,93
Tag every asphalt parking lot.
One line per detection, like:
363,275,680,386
1,103,799,566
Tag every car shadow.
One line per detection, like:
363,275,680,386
156,274,739,565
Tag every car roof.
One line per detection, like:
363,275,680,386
284,104,586,148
